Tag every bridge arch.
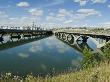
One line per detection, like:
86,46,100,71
66,34,75,44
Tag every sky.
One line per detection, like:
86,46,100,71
0,0,110,28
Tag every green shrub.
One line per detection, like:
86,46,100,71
102,43,110,60
82,46,102,68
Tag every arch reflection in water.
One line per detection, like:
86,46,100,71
0,35,52,51
55,35,83,53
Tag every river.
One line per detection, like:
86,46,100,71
0,35,105,76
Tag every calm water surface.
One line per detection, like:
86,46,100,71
0,36,83,76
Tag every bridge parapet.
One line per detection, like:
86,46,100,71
54,29,110,36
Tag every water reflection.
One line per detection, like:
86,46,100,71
0,35,50,51
0,36,83,77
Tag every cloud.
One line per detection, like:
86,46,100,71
91,0,107,3
64,20,73,24
77,9,101,16
0,11,9,25
73,0,107,6
0,11,8,18
28,8,43,17
39,0,66,8
0,6,102,27
46,8,101,24
46,9,74,22
0,9,43,26
73,0,88,6
44,8,103,27
10,16,39,26
0,7,102,27
100,22,110,25
108,5,110,8
29,46,43,53
46,15,54,21
18,53,29,58
17,2,30,7
57,9,73,18
46,12,55,21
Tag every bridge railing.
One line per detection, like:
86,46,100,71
59,29,110,36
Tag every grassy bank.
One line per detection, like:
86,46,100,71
0,43,110,82
0,62,110,82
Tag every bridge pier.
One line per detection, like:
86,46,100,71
57,32,61,39
105,37,110,42
62,33,67,41
0,33,4,43
60,32,65,40
59,32,63,39
81,36,89,42
67,34,74,44
57,33,60,38
0,37,4,43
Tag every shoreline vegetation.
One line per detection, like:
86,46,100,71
0,42,110,82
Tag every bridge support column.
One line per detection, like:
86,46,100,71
67,34,74,44
62,33,67,41
59,33,62,39
55,32,58,36
81,36,89,42
61,33,66,40
105,37,110,42
0,33,4,43
57,33,60,38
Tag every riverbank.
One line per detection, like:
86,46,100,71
0,61,110,82
0,42,110,82
25,61,110,82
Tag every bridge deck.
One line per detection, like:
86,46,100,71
57,31,110,37
0,29,51,33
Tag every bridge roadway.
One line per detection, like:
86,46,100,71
54,29,110,37
0,29,52,34
55,31,110,37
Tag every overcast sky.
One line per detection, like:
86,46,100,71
0,0,110,27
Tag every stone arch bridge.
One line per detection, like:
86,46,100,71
55,32,110,49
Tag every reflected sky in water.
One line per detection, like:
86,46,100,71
0,36,83,76
87,38,97,50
